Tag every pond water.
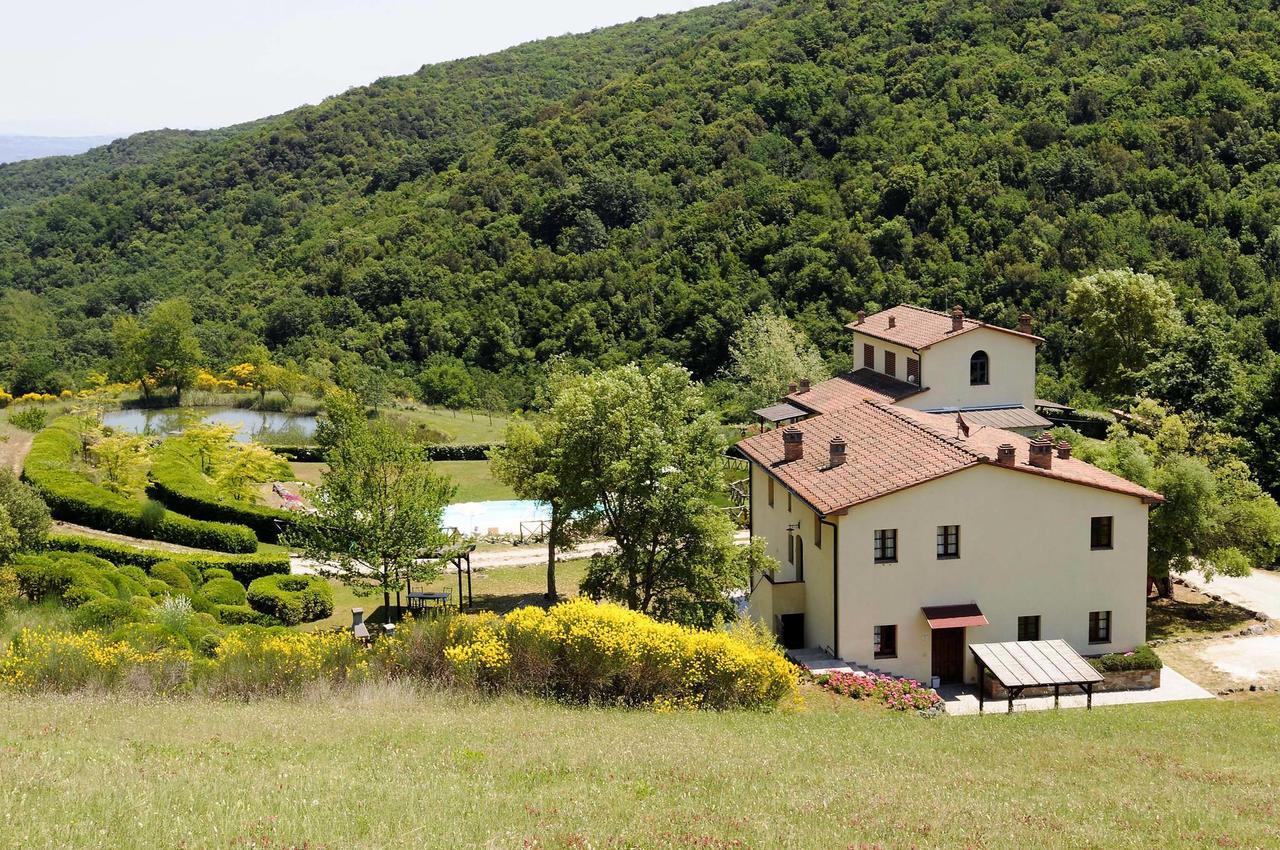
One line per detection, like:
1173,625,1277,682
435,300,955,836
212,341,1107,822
100,407,318,445
442,499,550,536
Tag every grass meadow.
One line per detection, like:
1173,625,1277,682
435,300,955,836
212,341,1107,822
1,688,1277,849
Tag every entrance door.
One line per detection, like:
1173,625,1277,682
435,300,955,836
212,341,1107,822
931,627,965,685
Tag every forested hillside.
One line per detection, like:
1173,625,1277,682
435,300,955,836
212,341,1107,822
2,0,1280,428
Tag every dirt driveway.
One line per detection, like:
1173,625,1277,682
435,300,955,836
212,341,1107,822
0,428,34,475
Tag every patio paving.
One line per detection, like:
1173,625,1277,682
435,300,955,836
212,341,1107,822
940,665,1214,716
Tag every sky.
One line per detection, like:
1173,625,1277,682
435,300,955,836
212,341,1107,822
1,0,712,137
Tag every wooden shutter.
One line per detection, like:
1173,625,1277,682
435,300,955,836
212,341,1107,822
907,357,920,384
863,343,874,368
884,351,897,377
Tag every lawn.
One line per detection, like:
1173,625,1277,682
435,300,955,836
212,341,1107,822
386,404,510,444
1,689,1276,848
289,459,513,503
299,557,590,630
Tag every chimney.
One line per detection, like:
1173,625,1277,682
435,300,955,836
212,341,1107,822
996,443,1016,467
951,305,965,332
782,426,804,462
788,381,798,394
1017,313,1033,335
829,436,847,468
1056,440,1072,460
1029,435,1053,470
856,310,866,325
888,316,897,329
798,378,811,394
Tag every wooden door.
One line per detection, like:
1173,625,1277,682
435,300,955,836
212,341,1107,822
931,627,965,685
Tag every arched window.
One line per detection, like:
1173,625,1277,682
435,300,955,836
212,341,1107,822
970,350,990,386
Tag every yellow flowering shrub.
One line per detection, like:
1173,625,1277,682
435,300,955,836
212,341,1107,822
0,388,12,407
15,392,57,404
0,629,192,694
433,600,797,709
203,627,367,698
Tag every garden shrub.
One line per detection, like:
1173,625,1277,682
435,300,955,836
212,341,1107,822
150,436,295,542
22,417,258,553
215,604,269,625
201,567,234,581
816,671,943,713
0,470,51,550
1091,644,1163,672
70,598,143,631
149,561,195,595
9,407,47,433
0,629,192,694
246,574,334,625
382,600,798,709
45,533,289,584
202,626,366,698
199,576,247,606
13,552,136,604
0,566,18,612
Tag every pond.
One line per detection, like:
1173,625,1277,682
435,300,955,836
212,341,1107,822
442,499,550,537
100,407,318,445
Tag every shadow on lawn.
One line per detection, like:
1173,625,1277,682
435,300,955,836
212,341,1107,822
1147,591,1255,641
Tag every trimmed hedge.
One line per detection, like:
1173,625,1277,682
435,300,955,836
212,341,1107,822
246,574,334,626
199,577,247,606
1090,644,1163,672
268,443,494,463
150,437,294,542
23,417,258,553
46,533,289,585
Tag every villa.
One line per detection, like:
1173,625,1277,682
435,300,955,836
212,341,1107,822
735,305,1162,687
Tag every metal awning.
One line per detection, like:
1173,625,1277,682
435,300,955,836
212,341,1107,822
753,401,809,423
922,603,989,629
970,639,1105,713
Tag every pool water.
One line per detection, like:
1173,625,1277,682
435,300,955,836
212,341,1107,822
100,407,318,444
442,499,550,536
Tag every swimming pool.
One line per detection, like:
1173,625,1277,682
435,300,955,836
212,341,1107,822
442,499,550,536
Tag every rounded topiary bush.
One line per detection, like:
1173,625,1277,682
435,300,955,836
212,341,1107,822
200,576,247,606
70,598,143,631
201,567,234,582
150,561,195,595
215,603,270,625
246,574,333,625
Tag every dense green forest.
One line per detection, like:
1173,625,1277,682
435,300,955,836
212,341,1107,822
2,0,1280,455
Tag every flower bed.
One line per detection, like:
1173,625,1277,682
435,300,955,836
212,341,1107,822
816,671,943,713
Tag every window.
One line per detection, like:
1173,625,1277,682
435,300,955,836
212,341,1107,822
936,525,960,559
863,343,875,369
873,624,897,659
767,477,774,507
884,351,897,377
1089,610,1111,644
1017,615,1041,642
970,350,989,385
907,357,920,384
814,515,822,549
873,529,898,563
791,536,804,581
1091,516,1114,550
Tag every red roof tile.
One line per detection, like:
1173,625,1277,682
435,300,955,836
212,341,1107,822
735,401,1162,516
786,369,923,414
846,304,1042,350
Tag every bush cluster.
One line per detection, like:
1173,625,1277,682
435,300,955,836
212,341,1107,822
379,600,797,709
816,671,943,713
45,533,289,584
149,437,294,542
23,417,258,553
1090,644,1163,672
245,574,334,626
267,443,494,462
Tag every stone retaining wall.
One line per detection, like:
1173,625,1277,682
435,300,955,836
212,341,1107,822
983,667,1160,699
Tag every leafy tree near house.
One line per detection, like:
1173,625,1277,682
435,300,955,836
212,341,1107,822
111,299,204,402
726,309,830,413
1065,269,1183,398
540,363,749,627
288,389,456,616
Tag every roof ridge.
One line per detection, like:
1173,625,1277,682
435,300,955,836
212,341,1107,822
862,400,986,462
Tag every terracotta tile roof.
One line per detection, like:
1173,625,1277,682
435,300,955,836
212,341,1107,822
927,405,1052,431
845,304,1042,350
735,401,1162,515
786,369,923,414
735,402,982,515
895,408,1164,504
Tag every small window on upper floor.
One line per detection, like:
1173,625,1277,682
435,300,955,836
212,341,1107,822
970,350,989,385
863,343,875,369
884,350,897,377
1091,516,1113,550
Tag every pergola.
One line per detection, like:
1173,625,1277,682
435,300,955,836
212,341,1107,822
970,640,1104,714
752,401,809,430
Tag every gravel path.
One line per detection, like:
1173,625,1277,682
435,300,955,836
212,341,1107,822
1182,568,1280,620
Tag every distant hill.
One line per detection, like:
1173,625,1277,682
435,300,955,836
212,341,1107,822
0,135,117,164
0,0,1277,420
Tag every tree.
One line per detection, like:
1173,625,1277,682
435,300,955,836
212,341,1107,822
89,433,151,497
1065,269,1183,398
726,309,829,412
213,442,291,503
111,315,153,399
0,470,50,551
182,422,240,474
491,402,592,600
545,363,746,627
288,390,456,617
142,299,204,403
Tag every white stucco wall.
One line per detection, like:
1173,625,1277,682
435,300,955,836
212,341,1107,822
834,463,1150,683
902,327,1037,411
849,331,921,386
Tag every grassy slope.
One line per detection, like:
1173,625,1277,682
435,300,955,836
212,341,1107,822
1,689,1276,848
290,459,513,502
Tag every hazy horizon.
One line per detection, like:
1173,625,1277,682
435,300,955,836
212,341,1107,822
2,0,712,138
